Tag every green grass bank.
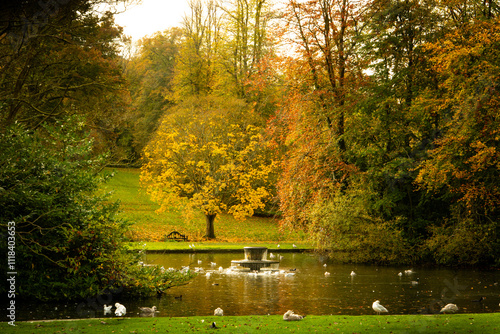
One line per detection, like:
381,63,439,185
6,314,499,333
101,168,309,245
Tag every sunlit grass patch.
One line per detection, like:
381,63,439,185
100,168,306,243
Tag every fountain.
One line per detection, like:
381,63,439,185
231,247,280,271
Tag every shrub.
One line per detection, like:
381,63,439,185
0,119,194,301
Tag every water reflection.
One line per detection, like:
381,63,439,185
16,252,500,320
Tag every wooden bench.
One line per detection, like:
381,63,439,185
165,231,188,242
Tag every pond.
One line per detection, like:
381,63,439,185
16,251,500,320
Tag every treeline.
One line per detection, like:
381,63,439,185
119,0,500,266
0,0,195,301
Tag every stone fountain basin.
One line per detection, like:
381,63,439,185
231,247,280,271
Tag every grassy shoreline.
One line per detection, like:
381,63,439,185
128,241,313,252
6,314,499,333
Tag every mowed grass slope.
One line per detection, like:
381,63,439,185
100,168,307,244
9,314,500,334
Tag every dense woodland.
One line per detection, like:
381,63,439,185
0,0,499,300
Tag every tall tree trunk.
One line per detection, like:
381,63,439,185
205,214,216,239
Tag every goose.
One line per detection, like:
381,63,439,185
372,300,388,315
174,295,183,300
398,272,403,277
114,303,126,317
139,306,157,313
472,297,486,303
210,322,218,329
404,269,415,275
214,307,224,316
350,271,357,277
323,264,327,267
440,303,458,313
324,271,331,276
269,253,276,259
283,310,305,321
197,259,202,264
293,244,297,248
103,304,112,314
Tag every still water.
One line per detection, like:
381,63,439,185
17,252,500,320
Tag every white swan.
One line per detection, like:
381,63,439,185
372,300,388,315
283,310,304,321
440,303,458,313
214,307,224,316
115,303,126,317
103,304,112,314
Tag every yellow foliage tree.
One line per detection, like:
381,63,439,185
141,96,275,239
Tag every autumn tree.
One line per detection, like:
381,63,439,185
274,0,368,229
141,96,275,239
218,0,273,101
124,28,183,160
173,0,222,98
415,17,500,265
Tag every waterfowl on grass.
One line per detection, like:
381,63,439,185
114,303,126,317
214,307,224,316
283,310,305,321
372,300,388,315
103,304,112,314
440,303,458,314
139,306,157,313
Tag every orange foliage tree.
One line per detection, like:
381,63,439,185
416,18,500,222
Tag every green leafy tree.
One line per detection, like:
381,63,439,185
141,96,275,239
0,118,195,300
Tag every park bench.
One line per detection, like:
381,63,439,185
165,231,188,242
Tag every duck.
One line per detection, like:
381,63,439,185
214,307,224,316
372,300,388,315
283,310,305,321
324,271,331,276
138,306,157,313
350,271,357,277
440,303,458,313
114,303,126,317
103,304,112,314
174,295,183,300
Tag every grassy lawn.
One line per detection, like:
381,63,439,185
100,168,308,245
7,314,499,333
